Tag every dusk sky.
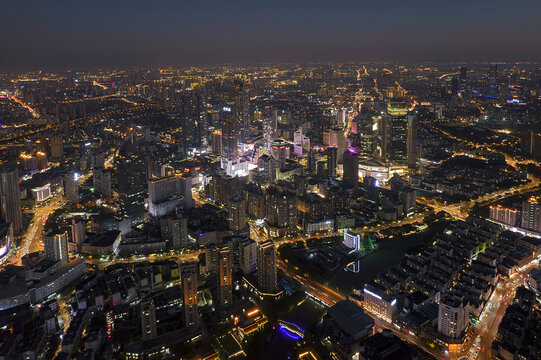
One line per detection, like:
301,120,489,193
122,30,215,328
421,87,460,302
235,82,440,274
1,0,540,70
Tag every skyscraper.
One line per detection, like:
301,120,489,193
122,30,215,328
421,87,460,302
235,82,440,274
521,197,541,232
234,78,250,143
0,165,23,234
407,114,418,168
44,230,69,264
140,299,157,340
71,219,85,252
342,149,359,193
93,168,112,199
217,247,232,309
257,240,277,294
489,64,498,97
382,102,408,164
180,262,199,330
227,194,246,232
63,171,79,206
327,147,337,178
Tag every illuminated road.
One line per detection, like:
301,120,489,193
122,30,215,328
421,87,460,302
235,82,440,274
2,193,63,266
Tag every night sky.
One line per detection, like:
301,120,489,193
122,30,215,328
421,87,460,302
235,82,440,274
1,0,540,70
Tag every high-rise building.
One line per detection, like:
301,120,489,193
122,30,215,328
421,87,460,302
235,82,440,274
63,171,79,206
521,197,541,232
438,295,467,339
71,219,85,252
459,66,467,94
93,168,112,199
148,175,193,217
265,186,297,237
227,194,246,232
140,299,157,340
234,78,250,143
44,230,69,264
406,115,418,168
271,139,288,170
49,136,64,160
342,149,359,193
489,205,518,226
0,165,23,234
217,247,232,309
327,147,338,178
180,262,199,330
180,91,204,148
221,120,239,163
160,215,188,249
382,102,408,164
228,237,257,275
257,240,277,294
489,64,498,97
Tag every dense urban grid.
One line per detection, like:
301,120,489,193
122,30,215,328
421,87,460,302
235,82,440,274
0,63,540,360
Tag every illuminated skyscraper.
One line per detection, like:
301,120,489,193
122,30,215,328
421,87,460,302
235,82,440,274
180,262,199,330
257,240,277,293
382,102,408,164
489,64,498,97
0,165,23,234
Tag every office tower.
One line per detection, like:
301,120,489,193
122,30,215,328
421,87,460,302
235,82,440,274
327,147,338,178
489,64,498,97
71,219,85,252
93,168,112,199
49,135,64,160
208,172,239,205
257,240,277,293
140,300,157,340
342,149,359,193
359,121,378,158
180,262,199,330
521,197,541,232
438,295,467,339
227,194,246,232
217,247,233,309
63,171,79,206
234,78,250,143
406,114,418,168
271,139,288,169
0,165,23,234
44,230,69,264
323,127,346,162
382,102,408,164
265,186,297,235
